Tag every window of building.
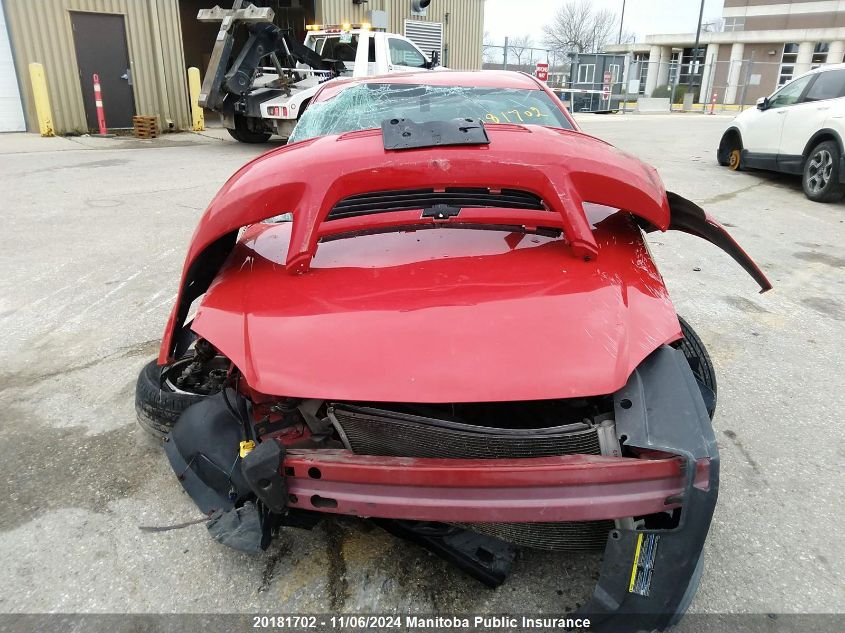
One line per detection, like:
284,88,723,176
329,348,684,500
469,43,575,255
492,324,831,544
608,64,621,83
678,47,704,87
804,69,845,101
779,43,799,85
668,50,681,85
768,73,814,108
633,53,648,94
577,64,595,84
723,17,745,32
812,42,829,69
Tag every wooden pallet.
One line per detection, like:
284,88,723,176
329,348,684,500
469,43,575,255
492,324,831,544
133,115,159,139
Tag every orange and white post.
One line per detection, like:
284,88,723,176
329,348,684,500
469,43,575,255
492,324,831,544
92,73,108,135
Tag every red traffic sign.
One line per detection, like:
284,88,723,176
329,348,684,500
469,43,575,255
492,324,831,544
535,62,549,82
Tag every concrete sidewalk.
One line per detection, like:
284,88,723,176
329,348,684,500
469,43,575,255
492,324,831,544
0,129,243,155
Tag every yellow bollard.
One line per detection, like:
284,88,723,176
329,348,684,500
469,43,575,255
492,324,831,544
187,67,204,131
29,63,54,137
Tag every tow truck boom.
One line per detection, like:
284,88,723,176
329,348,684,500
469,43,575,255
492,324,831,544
197,1,440,144
198,2,343,111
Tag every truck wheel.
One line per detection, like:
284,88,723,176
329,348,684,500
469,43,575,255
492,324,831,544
673,316,717,419
802,141,845,203
227,115,272,144
135,354,228,439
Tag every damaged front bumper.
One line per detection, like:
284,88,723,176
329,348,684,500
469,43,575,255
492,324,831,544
165,346,717,632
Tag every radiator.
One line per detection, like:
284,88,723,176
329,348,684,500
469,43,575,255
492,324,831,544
328,404,611,550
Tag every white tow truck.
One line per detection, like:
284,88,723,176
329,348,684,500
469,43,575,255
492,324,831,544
197,2,440,143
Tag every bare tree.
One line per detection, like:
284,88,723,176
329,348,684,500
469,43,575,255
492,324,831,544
482,31,499,64
508,34,534,69
702,18,724,33
618,29,637,45
543,0,618,55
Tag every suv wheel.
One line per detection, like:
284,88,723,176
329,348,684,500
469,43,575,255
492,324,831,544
803,141,845,203
717,132,742,171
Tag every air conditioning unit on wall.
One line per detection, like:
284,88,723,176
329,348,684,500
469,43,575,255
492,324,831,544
411,1,432,17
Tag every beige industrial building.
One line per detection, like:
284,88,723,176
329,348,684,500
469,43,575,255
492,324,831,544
606,0,845,106
0,0,484,134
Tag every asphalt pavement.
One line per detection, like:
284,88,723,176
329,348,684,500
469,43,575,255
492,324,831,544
0,114,842,627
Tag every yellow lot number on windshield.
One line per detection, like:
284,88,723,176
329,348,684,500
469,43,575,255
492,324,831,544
483,106,547,124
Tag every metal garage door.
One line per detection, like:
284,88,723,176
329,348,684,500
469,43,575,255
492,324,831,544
403,20,442,63
0,1,25,132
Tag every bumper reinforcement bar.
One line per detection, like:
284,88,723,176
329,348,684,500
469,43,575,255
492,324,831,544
283,449,705,523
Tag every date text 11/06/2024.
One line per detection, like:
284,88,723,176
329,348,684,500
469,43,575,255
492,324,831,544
251,616,593,629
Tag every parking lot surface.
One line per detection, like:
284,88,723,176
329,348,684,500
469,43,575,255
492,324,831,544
0,114,842,622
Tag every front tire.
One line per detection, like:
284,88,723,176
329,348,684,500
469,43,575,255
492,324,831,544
802,140,845,203
673,316,717,419
135,354,228,439
717,131,742,171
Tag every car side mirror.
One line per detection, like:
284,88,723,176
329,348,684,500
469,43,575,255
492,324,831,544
757,97,768,110
429,50,440,69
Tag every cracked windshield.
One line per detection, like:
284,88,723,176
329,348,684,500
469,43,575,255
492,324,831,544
289,83,573,143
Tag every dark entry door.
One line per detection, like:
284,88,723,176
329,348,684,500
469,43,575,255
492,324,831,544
71,12,135,129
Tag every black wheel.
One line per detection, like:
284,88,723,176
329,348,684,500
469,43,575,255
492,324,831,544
802,140,845,203
227,115,272,144
134,353,229,439
717,131,742,171
672,316,717,419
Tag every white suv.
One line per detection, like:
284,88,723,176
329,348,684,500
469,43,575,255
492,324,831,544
717,63,845,202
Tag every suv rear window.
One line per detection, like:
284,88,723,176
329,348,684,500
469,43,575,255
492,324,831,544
804,69,845,102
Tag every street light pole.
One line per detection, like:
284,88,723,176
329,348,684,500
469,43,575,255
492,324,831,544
688,0,705,89
617,0,626,45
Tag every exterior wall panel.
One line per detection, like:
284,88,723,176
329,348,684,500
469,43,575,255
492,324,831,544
4,0,189,134
316,0,484,70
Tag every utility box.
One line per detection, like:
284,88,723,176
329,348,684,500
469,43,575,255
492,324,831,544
683,92,694,111
368,10,388,29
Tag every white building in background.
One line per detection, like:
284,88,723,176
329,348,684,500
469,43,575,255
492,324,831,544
606,0,845,105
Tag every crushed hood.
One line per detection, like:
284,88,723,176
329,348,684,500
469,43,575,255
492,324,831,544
191,214,681,402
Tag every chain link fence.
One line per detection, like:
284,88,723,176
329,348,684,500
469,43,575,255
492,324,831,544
483,41,790,114
625,58,784,112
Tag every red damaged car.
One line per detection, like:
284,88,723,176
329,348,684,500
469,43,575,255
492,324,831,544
136,71,770,631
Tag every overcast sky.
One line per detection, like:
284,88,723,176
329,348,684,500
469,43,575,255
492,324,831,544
484,0,725,47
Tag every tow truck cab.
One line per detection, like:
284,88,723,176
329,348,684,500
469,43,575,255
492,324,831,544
259,24,438,138
303,24,436,75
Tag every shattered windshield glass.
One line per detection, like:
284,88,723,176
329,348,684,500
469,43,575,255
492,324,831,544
289,83,573,143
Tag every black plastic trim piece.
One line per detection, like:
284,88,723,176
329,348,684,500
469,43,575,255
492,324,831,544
381,117,490,151
640,192,772,293
577,346,719,632
241,440,288,513
777,153,804,175
164,391,252,515
374,520,517,588
740,150,779,171
802,128,845,161
328,187,545,221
